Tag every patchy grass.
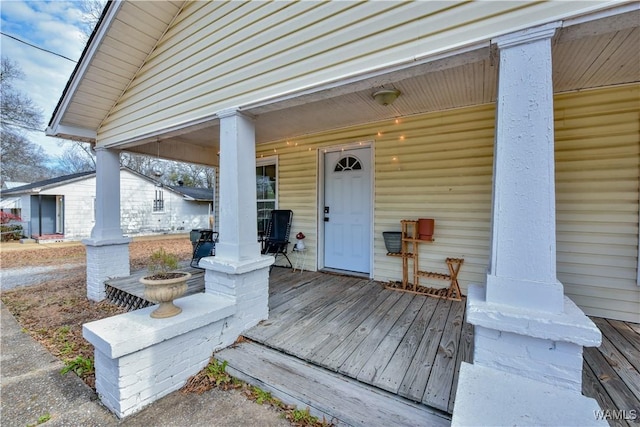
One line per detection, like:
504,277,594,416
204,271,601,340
0,237,192,389
183,356,335,427
1,236,331,427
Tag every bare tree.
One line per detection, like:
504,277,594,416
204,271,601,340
0,57,53,184
53,142,96,174
78,0,107,41
167,162,215,188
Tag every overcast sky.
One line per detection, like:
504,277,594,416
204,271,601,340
1,0,92,160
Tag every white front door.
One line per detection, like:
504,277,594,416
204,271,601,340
323,147,371,274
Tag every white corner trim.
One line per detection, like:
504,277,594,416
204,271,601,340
494,21,562,48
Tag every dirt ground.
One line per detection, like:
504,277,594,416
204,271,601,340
1,235,331,426
0,235,193,388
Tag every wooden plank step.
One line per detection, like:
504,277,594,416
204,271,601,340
448,320,474,413
373,297,440,395
583,346,640,415
278,281,381,359
217,341,451,427
297,284,390,362
398,299,452,402
246,277,354,343
582,362,629,427
320,291,404,371
422,299,465,411
355,295,425,384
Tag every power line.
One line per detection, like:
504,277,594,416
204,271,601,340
0,31,77,63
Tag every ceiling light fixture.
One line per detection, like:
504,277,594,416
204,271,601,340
372,88,401,106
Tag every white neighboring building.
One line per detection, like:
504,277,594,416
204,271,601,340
0,168,213,241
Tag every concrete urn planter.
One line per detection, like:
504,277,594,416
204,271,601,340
140,272,191,318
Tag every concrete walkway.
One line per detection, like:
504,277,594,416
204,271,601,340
0,302,290,427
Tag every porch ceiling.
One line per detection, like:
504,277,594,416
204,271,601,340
73,8,639,166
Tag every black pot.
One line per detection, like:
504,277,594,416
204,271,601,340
382,231,402,253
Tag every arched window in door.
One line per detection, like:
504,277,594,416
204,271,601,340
334,156,362,172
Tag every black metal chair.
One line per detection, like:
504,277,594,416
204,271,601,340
261,210,293,270
190,230,219,268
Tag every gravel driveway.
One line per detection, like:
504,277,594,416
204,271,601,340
0,263,84,291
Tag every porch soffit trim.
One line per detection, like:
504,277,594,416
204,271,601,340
44,124,97,142
46,0,122,139
100,112,220,150
98,2,635,150
562,1,639,28
238,2,632,117
239,41,489,116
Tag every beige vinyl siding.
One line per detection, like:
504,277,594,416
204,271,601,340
373,107,495,288
555,85,640,323
257,104,496,288
258,85,639,322
98,0,609,145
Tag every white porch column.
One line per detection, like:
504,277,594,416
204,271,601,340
214,110,261,261
82,147,131,301
486,22,564,314
454,23,603,426
199,109,273,336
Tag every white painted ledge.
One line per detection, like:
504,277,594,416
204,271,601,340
83,293,235,359
82,236,132,247
199,255,274,274
452,362,606,426
466,284,601,347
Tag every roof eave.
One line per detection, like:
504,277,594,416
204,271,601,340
45,123,97,142
46,0,122,141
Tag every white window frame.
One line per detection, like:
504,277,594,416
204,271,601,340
153,189,164,213
256,155,278,233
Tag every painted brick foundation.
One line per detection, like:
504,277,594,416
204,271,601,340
83,256,272,418
84,238,131,301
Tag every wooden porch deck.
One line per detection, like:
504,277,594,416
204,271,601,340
104,267,639,424
582,317,640,427
245,268,471,415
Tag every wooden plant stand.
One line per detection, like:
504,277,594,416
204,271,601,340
385,220,464,302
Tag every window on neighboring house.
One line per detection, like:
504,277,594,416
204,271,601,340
153,189,164,212
256,158,277,235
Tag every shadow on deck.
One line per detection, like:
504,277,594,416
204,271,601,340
104,267,639,426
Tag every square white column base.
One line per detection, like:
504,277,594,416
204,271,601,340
83,237,131,301
452,362,606,426
200,254,273,334
467,284,601,391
